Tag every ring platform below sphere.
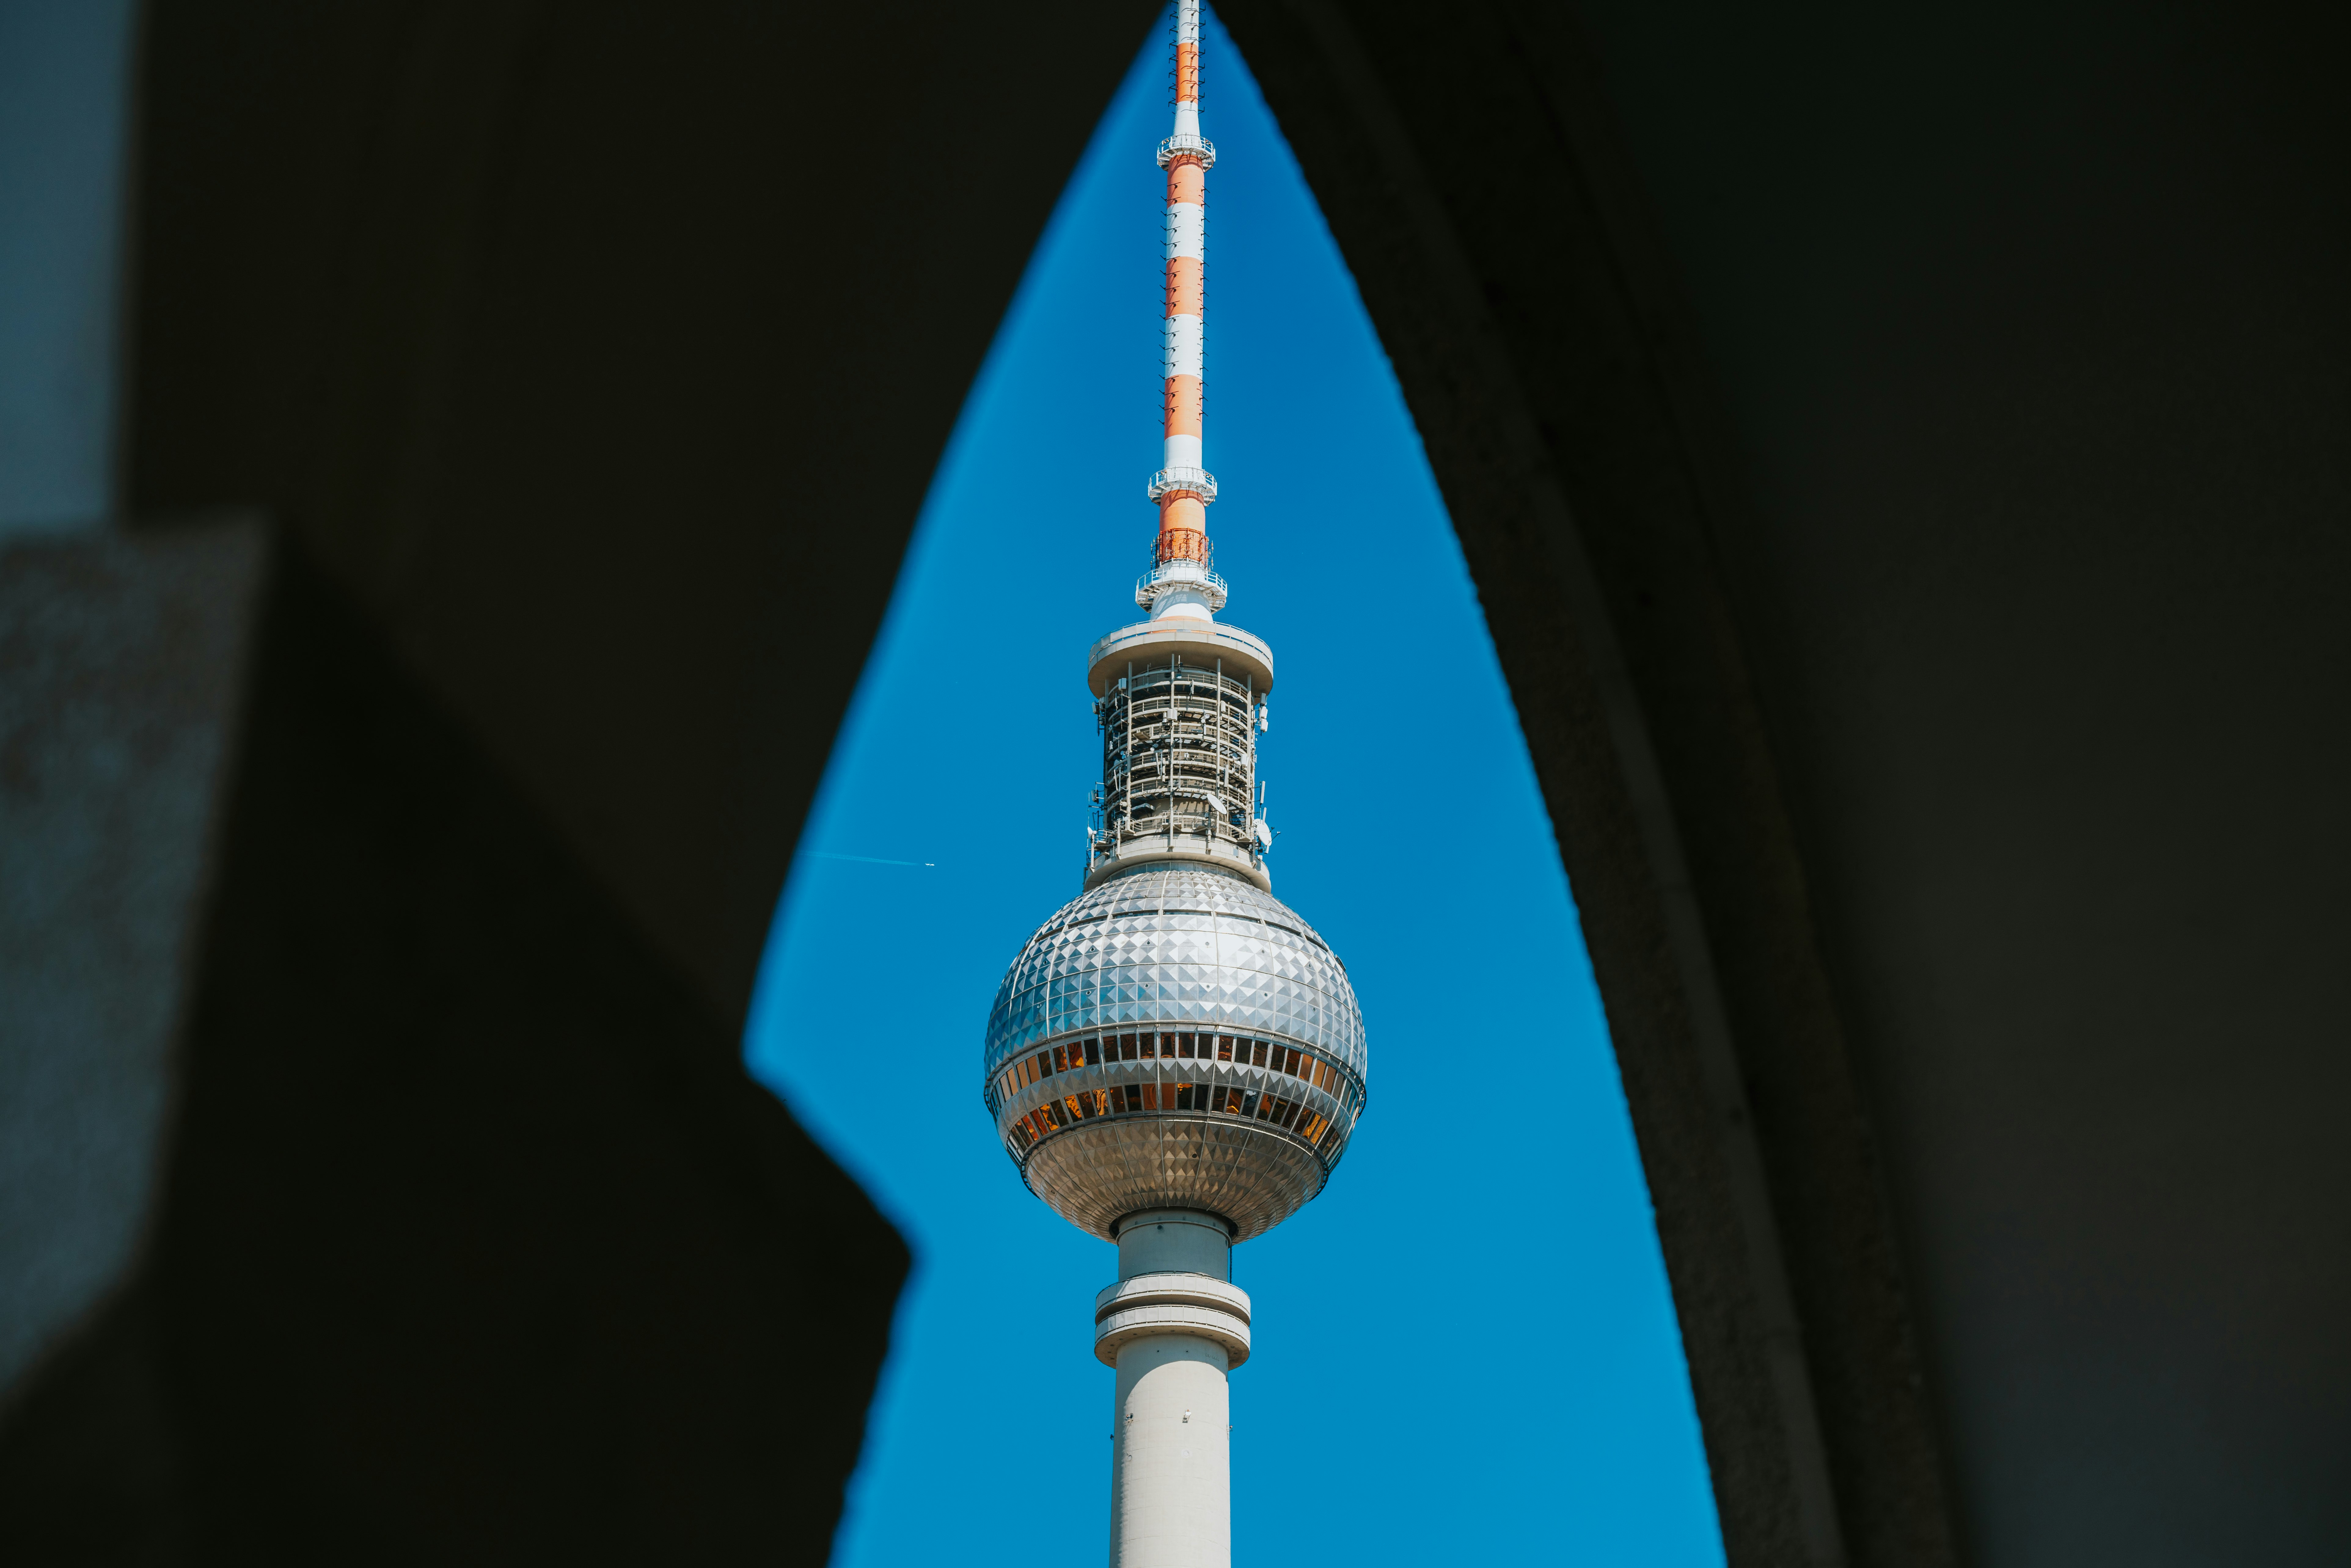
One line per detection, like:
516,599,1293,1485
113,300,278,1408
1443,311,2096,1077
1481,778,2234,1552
982,863,1368,1242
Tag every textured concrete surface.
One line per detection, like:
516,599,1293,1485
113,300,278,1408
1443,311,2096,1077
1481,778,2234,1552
1227,1,2349,1563
0,0,137,533
1568,3,2351,1561
0,521,265,1396
1,534,909,1560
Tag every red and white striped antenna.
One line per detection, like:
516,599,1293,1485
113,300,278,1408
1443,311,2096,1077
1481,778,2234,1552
1139,0,1226,621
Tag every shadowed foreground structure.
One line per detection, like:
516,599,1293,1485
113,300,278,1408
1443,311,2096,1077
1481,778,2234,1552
0,0,1155,1558
1,0,2342,1564
2,526,908,1558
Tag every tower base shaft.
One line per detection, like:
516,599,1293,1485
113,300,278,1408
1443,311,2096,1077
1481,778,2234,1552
1111,1336,1230,1568
1104,1211,1237,1568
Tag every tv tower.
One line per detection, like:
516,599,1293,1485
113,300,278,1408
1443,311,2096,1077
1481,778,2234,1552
981,7,1368,1565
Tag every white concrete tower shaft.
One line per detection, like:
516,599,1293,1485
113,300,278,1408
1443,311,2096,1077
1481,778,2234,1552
1098,1210,1249,1568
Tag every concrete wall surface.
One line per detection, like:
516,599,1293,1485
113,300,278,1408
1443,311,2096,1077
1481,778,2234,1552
1223,1,2349,1564
0,523,265,1398
0,525,909,1560
0,0,137,533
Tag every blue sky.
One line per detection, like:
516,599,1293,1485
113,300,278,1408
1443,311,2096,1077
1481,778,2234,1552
744,13,1724,1565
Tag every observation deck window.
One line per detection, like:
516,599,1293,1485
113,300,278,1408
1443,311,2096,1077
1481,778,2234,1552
992,1030,1364,1165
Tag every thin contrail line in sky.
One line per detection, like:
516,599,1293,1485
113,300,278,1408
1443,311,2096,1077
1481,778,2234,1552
809,851,936,868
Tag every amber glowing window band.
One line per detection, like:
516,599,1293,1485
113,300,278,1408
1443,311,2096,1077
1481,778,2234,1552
985,1031,1361,1112
989,1031,1363,1163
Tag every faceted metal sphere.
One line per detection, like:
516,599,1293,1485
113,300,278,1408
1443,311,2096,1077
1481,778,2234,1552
981,863,1367,1242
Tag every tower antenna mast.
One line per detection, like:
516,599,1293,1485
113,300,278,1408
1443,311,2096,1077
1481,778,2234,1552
1138,0,1226,621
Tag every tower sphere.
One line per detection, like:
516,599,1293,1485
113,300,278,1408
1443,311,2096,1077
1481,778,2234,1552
982,863,1366,1242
